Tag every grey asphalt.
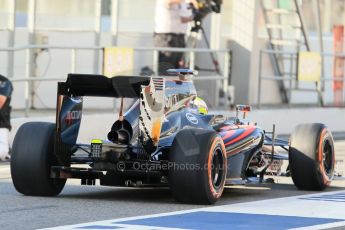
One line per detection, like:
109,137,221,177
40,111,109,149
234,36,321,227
0,109,344,229
1,175,345,230
0,140,344,230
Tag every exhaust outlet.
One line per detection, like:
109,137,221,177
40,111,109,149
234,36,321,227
107,119,133,145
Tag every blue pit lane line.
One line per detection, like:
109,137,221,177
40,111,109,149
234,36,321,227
44,191,345,230
109,211,344,230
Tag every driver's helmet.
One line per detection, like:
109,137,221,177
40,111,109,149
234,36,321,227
192,97,208,115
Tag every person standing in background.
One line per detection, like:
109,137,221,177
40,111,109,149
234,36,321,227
154,0,199,75
0,75,13,161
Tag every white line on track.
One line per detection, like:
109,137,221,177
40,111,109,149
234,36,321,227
43,190,345,230
290,221,345,230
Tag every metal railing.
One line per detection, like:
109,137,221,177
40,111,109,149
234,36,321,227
0,45,231,115
258,49,345,108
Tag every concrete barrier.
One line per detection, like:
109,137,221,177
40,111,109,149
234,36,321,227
217,107,345,135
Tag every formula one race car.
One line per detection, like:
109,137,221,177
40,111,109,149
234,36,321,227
11,70,335,204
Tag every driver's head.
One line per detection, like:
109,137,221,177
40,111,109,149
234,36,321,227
193,97,208,115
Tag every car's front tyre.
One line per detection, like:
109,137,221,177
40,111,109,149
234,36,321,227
289,123,335,190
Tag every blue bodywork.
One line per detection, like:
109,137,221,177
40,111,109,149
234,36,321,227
54,72,290,184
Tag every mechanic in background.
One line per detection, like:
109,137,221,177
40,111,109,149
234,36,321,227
154,0,199,75
0,75,13,161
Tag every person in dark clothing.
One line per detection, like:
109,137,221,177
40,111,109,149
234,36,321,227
0,75,13,161
154,0,198,75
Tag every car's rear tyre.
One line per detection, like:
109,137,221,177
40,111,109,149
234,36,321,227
169,129,227,204
289,123,335,190
11,122,66,196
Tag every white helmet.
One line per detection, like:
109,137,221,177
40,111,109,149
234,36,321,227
192,97,208,115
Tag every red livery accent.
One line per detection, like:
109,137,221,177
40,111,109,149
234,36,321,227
224,126,256,146
220,130,237,140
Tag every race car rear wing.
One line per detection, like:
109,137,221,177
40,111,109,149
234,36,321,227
58,74,151,98
55,74,165,162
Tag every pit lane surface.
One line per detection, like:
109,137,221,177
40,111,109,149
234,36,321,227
0,141,344,230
